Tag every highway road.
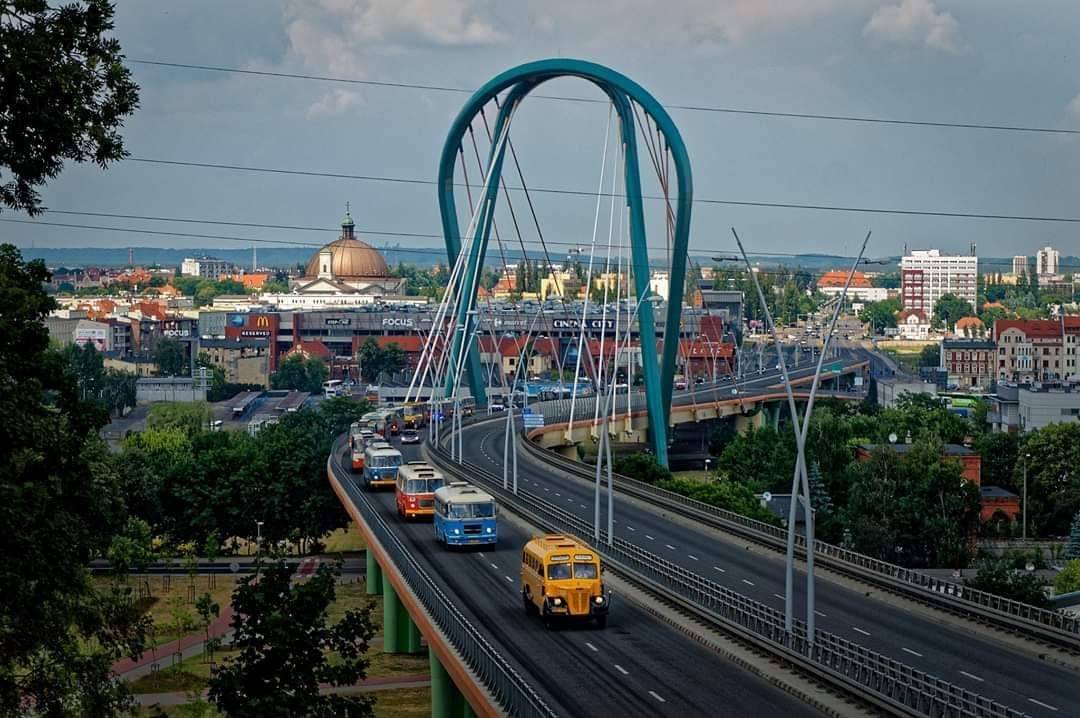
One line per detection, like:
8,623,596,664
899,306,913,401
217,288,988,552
457,418,1080,716
329,443,819,717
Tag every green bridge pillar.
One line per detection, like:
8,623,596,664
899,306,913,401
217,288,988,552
383,580,422,654
366,550,382,596
430,650,475,718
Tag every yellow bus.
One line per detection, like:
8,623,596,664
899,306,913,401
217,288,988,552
520,534,609,628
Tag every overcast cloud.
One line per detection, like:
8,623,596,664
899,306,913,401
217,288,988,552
5,0,1080,261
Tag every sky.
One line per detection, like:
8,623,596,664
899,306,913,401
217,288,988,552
4,0,1080,265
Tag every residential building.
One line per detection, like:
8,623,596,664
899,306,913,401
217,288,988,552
1036,246,1060,276
897,308,931,339
980,486,1020,523
900,249,978,318
1011,255,1028,276
181,256,230,280
986,382,1080,433
135,377,207,403
875,377,937,408
993,317,1080,383
815,270,888,302
940,338,995,390
649,271,670,302
200,338,271,387
855,442,981,484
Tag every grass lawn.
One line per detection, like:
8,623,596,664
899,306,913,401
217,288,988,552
373,687,431,718
672,470,713,484
95,576,238,648
323,522,367,554
139,702,222,717
328,585,430,677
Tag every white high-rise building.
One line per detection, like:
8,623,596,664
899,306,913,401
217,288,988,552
1036,246,1059,276
181,256,230,280
900,249,978,319
1012,255,1028,276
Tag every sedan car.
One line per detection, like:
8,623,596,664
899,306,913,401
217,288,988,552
400,429,421,444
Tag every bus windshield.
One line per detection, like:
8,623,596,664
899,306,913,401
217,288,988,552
406,477,444,493
547,563,572,580
369,454,401,468
574,562,598,579
448,502,494,519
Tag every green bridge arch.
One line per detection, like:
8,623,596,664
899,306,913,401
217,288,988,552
438,59,693,466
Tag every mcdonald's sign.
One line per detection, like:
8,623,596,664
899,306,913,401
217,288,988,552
255,315,270,328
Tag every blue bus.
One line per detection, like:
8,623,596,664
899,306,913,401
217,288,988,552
433,482,497,547
362,444,402,490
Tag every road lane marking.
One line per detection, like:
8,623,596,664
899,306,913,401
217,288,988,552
477,553,484,558
814,610,827,617
580,503,588,508
1028,698,1058,712
543,487,550,492
490,563,499,570
687,554,699,561
959,671,984,683
505,575,514,583
773,593,785,600
555,492,561,497
852,626,871,636
626,526,636,531
714,566,726,573
614,664,629,675
742,579,755,586
665,544,676,551
645,535,655,540
585,642,599,652
648,691,666,703
902,647,922,657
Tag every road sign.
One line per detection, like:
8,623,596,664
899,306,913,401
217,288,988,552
762,491,773,502
229,562,240,573
522,415,545,428
522,407,533,415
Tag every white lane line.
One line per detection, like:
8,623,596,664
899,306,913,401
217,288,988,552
614,664,629,675
477,553,485,558
773,593,785,600
505,575,514,583
648,691,666,704
687,554,699,561
543,487,550,492
714,566,726,573
852,626,871,636
626,526,636,532
585,642,599,653
580,503,588,508
490,563,499,570
645,535,655,541
741,579,755,586
555,492,561,497
814,610,827,618
959,670,984,683
902,647,922,657
1028,698,1059,712
665,544,677,551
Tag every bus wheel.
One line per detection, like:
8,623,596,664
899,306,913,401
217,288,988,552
594,615,608,629
522,591,535,616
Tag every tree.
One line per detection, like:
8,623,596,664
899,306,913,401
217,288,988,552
932,293,975,330
0,1,139,214
612,452,673,485
1017,423,1080,535
654,477,781,525
965,557,1049,607
0,245,147,714
1066,512,1080,561
718,425,796,493
918,343,941,369
974,432,1019,492
271,354,327,393
107,517,155,581
154,337,187,376
861,298,900,333
1055,560,1080,595
147,401,212,437
209,560,376,718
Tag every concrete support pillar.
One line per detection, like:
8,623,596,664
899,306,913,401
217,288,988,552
431,649,475,718
383,580,422,654
554,444,579,461
366,550,382,596
734,410,765,435
769,404,781,429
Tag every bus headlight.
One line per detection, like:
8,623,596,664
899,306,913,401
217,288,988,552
485,527,493,533
452,529,460,535
551,597,562,606
594,595,605,605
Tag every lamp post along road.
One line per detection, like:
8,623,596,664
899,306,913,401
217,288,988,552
722,227,871,645
1023,452,1031,540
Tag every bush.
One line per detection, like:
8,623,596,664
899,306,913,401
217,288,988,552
1055,560,1080,596
612,453,673,484
655,478,781,527
965,557,1049,608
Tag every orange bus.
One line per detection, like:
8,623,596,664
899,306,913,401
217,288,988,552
395,461,446,520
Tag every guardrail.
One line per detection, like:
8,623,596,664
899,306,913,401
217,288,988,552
518,434,1080,648
329,446,556,718
429,439,1025,718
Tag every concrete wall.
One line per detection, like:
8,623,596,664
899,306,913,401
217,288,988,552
135,378,207,403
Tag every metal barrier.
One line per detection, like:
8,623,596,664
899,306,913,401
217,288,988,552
519,433,1080,645
430,439,1026,718
330,448,557,718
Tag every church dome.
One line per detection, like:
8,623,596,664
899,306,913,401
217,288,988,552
305,237,390,279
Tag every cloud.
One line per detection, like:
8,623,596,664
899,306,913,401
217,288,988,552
307,88,364,118
1069,94,1080,121
696,0,843,42
864,0,962,53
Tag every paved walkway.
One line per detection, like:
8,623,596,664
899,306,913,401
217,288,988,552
135,673,432,707
113,603,236,680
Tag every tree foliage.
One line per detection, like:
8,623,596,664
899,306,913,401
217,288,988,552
271,354,328,393
612,452,673,485
209,560,376,718
655,478,780,525
154,337,187,376
0,245,147,714
1055,559,1080,596
357,338,407,383
860,298,900,332
147,401,212,437
1017,423,1080,536
63,342,137,416
965,557,1049,607
0,0,139,214
717,425,796,493
932,293,975,330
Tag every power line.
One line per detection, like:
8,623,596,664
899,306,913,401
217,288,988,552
127,156,1080,225
131,59,1080,136
8,217,1080,273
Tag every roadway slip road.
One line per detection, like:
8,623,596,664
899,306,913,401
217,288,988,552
463,422,1080,717
330,445,819,718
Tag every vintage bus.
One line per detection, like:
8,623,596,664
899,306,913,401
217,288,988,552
349,424,374,472
402,403,427,429
395,462,446,520
362,444,402,490
322,379,343,399
521,534,609,628
364,409,402,435
433,482,496,547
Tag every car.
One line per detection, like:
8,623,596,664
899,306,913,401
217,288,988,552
400,429,420,444
489,402,506,412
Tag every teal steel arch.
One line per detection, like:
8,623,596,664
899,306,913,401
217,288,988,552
438,59,693,466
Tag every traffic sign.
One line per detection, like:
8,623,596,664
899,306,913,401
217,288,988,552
522,415,545,428
522,407,533,415
229,561,240,573
762,491,773,502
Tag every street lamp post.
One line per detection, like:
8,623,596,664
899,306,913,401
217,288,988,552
1023,452,1031,540
255,520,264,572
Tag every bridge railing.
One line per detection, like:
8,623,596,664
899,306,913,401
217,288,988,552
519,427,1080,644
430,440,1025,718
330,448,557,718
